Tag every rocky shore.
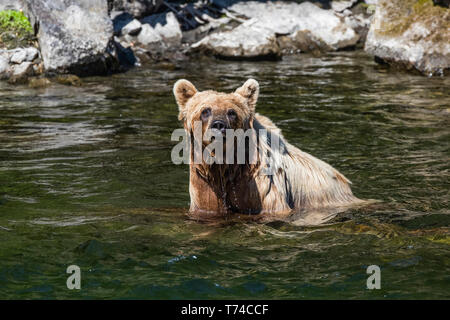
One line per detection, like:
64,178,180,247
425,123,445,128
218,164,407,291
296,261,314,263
0,0,448,84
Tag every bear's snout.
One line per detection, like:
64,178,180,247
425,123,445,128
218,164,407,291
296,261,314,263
210,120,228,134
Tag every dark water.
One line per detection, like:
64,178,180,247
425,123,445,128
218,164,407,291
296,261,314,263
0,51,449,299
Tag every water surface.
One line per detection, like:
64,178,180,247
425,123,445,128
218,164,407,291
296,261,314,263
0,51,449,299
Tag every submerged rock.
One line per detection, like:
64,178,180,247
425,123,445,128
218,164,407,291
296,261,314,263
28,77,51,88
192,1,359,59
365,0,450,76
54,74,83,86
24,0,119,76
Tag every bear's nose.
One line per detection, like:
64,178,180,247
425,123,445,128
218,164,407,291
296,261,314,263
211,120,227,133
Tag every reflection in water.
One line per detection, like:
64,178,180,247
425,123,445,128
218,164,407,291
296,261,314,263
0,51,449,299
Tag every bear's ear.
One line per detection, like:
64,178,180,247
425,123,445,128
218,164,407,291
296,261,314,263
173,79,198,120
235,79,259,112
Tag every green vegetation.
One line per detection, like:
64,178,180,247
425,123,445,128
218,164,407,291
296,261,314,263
0,10,35,49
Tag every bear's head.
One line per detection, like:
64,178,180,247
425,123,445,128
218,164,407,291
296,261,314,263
173,79,259,140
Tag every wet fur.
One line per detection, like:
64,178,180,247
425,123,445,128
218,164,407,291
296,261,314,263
173,79,363,219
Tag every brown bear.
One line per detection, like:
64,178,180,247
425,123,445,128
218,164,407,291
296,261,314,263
173,78,363,219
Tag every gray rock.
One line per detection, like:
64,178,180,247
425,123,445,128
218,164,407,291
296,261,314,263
10,49,27,64
231,2,359,50
111,11,134,35
12,61,33,77
122,19,142,36
25,47,39,62
25,0,118,76
192,18,281,60
137,24,162,45
0,56,9,74
0,0,25,11
193,1,359,58
140,12,182,46
182,16,232,44
331,0,359,12
365,0,450,76
107,0,163,18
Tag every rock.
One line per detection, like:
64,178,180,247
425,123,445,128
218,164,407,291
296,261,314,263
54,74,82,86
193,1,359,58
10,50,27,64
28,77,51,88
365,0,450,76
111,11,134,35
25,47,39,62
137,24,162,45
277,30,330,54
341,3,373,47
0,56,9,74
116,11,184,63
140,12,182,46
122,19,142,36
8,61,34,83
182,16,232,44
235,2,358,51
107,0,163,18
0,0,25,11
331,0,359,12
25,0,118,76
13,61,33,77
191,18,281,60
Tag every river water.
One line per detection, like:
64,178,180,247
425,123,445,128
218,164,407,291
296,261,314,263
0,51,448,299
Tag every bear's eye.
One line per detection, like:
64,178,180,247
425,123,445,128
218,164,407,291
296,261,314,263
227,109,237,119
201,108,211,120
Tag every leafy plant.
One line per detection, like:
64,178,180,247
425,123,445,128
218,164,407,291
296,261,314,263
0,10,33,33
0,10,35,49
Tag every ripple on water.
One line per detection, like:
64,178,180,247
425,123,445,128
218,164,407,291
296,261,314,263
0,52,449,299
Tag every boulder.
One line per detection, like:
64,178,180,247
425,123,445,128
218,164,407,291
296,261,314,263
232,2,359,50
0,55,9,74
192,1,359,58
140,12,182,46
25,47,39,62
122,19,142,36
107,0,163,18
340,2,373,47
0,48,42,81
12,61,33,77
0,0,25,11
10,49,27,64
365,0,450,76
331,0,359,12
24,0,119,76
191,18,281,60
111,11,134,35
137,24,162,45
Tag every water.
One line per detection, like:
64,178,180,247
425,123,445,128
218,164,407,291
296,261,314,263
0,51,449,299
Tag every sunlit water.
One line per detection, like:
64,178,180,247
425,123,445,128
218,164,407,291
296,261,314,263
0,51,449,299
